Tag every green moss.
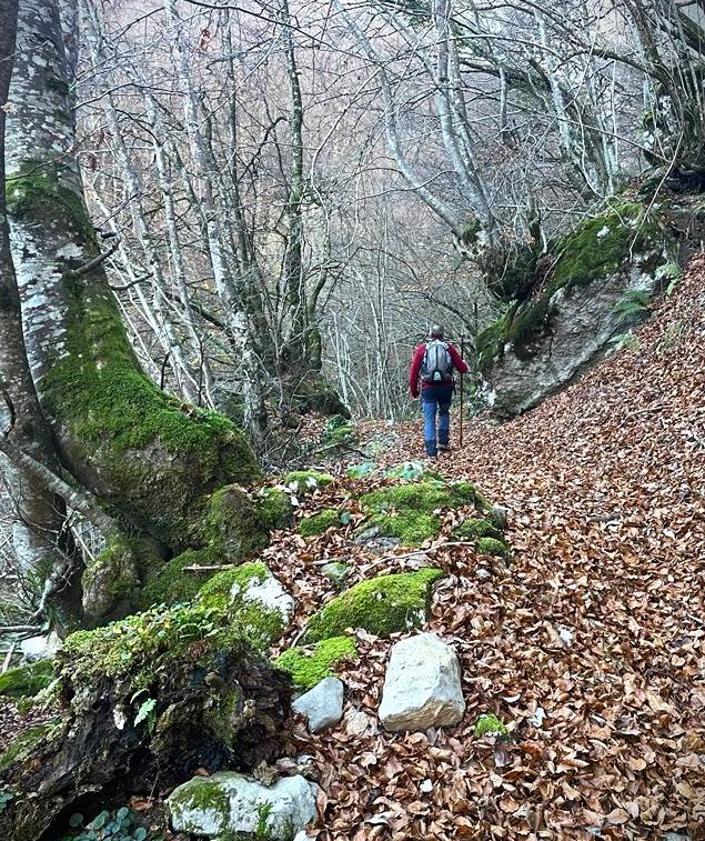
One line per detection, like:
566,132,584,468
283,471,335,496
550,202,662,293
303,568,444,643
198,562,286,650
299,508,341,537
202,485,270,559
140,548,217,609
60,601,246,695
167,776,230,834
477,202,667,368
359,479,480,546
474,713,508,738
6,161,97,245
274,636,358,689
0,722,57,771
0,660,54,699
475,537,509,557
324,415,356,446
291,376,350,419
256,488,294,532
453,518,503,541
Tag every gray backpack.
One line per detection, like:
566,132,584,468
421,340,452,383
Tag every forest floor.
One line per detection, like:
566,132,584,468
262,255,705,840
3,258,704,840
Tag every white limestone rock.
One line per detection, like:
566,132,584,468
379,633,465,732
168,771,319,839
292,677,344,733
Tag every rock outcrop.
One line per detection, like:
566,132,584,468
378,633,465,731
477,202,678,417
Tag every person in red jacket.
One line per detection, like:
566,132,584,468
409,325,469,457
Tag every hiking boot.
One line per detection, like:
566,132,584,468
438,443,450,453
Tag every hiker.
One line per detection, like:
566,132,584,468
409,325,469,457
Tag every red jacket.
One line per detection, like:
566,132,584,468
409,342,469,398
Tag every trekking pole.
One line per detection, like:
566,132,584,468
459,333,465,448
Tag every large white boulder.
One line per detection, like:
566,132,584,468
292,677,344,733
168,772,319,839
378,633,465,731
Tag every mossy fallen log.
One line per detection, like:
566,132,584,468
0,602,290,841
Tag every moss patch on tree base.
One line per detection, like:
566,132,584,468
274,636,358,689
303,568,444,643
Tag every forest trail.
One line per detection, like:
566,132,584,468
1,259,703,840
259,256,705,840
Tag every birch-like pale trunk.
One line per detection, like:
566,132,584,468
164,0,267,436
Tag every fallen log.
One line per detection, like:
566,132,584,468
0,601,290,841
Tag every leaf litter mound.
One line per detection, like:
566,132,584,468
263,255,705,840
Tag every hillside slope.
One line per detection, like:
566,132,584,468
268,255,705,840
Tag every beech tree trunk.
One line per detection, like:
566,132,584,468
0,0,83,626
3,0,260,620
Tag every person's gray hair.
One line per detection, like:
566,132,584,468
429,324,444,339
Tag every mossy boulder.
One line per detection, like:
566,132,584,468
0,660,54,699
81,535,158,625
358,480,483,546
256,487,294,531
274,636,358,690
303,568,444,643
477,202,678,416
283,471,335,496
298,508,342,537
453,518,503,541
198,562,294,650
139,486,287,613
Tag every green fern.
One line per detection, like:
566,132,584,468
613,289,652,318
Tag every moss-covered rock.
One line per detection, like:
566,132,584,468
274,636,358,689
320,561,351,589
303,568,444,643
140,488,292,612
139,548,214,609
477,201,670,370
323,415,356,447
0,660,54,699
198,562,293,650
298,508,342,537
453,518,503,541
81,535,158,624
475,536,509,557
256,487,294,532
283,471,335,496
358,480,482,546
